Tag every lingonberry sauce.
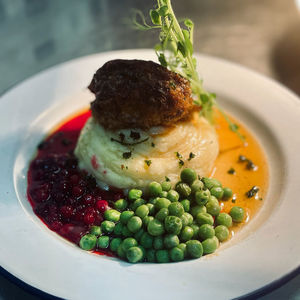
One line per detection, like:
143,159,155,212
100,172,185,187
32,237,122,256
27,110,123,254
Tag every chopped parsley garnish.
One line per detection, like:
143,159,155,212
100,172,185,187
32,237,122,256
227,167,236,175
188,152,195,161
165,176,170,182
145,159,152,166
122,152,132,159
175,152,182,159
111,137,149,146
178,159,184,167
246,186,259,198
151,142,155,147
130,131,141,140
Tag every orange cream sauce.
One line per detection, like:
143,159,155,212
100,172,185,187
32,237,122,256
212,111,269,233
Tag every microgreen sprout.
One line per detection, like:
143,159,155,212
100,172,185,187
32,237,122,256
131,0,244,140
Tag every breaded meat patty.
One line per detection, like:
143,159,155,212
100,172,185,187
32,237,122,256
88,59,195,130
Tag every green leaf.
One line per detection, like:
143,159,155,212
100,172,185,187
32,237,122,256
182,29,193,55
229,123,239,131
150,9,161,25
177,42,187,57
158,53,168,67
200,93,210,104
158,5,168,17
184,18,194,28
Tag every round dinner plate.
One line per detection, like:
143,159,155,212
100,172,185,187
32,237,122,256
0,49,299,300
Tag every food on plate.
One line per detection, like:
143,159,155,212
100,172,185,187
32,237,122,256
75,61,218,190
27,0,268,264
89,59,195,130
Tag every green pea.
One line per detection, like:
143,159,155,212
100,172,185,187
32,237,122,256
180,168,197,184
122,237,138,252
90,225,102,236
140,232,153,249
180,226,194,242
148,182,162,197
114,198,128,211
79,234,97,251
191,180,204,194
97,236,110,249
113,222,124,236
181,212,193,227
138,245,146,261
147,219,165,236
110,237,122,252
134,228,145,241
122,225,132,237
230,206,245,222
175,182,191,198
159,191,168,198
190,205,206,217
143,216,154,227
167,190,180,202
198,224,215,240
165,216,182,235
164,234,180,249
146,203,155,215
126,246,143,263
195,190,211,206
104,209,121,222
206,200,221,216
190,224,200,239
180,199,190,212
156,250,170,263
101,220,115,233
177,243,187,257
168,202,184,217
128,189,143,201
155,208,169,221
169,247,184,262
210,186,224,199
135,204,149,219
216,212,232,228
223,187,233,200
117,244,126,259
186,240,203,258
146,249,156,262
215,225,230,242
161,181,172,192
209,195,219,205
149,197,158,205
155,197,171,210
202,177,222,189
153,236,164,250
127,216,142,233
202,236,219,254
196,212,214,226
120,210,134,224
130,198,145,211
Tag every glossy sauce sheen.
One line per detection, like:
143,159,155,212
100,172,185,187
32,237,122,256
27,109,268,248
213,111,268,235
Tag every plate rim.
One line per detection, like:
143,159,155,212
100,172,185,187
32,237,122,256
1,49,300,300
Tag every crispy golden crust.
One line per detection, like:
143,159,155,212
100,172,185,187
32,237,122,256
88,59,195,130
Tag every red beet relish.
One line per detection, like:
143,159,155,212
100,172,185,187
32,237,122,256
27,110,124,252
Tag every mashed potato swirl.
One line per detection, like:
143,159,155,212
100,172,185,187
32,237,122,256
75,112,218,190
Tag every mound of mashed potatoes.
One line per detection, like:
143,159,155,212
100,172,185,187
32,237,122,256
75,112,219,190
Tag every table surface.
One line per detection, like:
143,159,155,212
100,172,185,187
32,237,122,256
0,0,300,299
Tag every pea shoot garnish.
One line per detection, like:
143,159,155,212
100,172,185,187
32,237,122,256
132,0,244,140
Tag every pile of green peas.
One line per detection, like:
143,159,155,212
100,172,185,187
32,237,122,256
79,168,245,263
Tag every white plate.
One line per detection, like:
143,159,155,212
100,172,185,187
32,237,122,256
0,49,299,300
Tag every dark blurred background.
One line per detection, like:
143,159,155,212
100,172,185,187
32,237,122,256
0,0,300,299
